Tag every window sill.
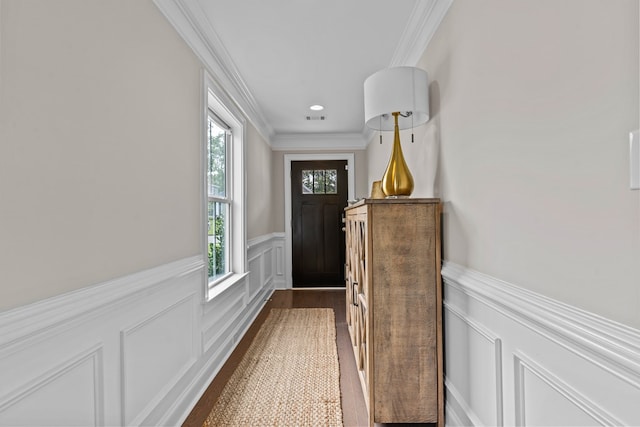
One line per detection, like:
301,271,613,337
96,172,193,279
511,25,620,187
206,272,249,302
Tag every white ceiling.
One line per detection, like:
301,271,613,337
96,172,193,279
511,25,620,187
154,0,452,148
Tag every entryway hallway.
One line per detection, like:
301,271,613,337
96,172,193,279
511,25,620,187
183,290,370,427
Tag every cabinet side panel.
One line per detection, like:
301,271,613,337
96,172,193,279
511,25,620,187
344,205,372,419
370,203,438,423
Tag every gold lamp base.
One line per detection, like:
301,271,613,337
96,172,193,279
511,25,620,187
381,112,414,197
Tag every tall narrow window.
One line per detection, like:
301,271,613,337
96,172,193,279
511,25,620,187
207,112,231,282
204,75,246,299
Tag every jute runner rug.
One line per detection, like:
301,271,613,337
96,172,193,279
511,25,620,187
203,308,343,427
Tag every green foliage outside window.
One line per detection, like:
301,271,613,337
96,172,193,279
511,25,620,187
207,114,228,280
302,169,337,194
208,213,225,277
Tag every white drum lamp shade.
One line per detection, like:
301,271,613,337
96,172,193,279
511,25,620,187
364,66,430,131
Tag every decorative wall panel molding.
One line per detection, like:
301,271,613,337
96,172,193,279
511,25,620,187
442,261,640,426
444,303,503,426
121,295,197,426
0,345,104,426
248,232,285,289
0,234,284,426
247,254,263,301
513,352,622,426
202,289,245,354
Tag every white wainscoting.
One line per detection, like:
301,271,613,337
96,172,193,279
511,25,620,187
442,261,640,427
0,233,285,426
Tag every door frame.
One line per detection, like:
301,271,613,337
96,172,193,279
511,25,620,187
284,153,355,289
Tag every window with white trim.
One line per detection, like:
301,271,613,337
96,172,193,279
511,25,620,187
204,76,246,298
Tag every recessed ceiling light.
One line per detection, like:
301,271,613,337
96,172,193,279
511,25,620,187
309,104,324,111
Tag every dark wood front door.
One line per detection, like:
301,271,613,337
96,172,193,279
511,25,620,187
291,160,348,287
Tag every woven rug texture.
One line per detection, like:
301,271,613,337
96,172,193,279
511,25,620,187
203,308,343,427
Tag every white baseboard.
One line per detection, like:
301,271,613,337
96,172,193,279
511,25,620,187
0,233,285,426
442,261,640,426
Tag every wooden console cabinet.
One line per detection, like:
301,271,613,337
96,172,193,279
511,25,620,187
344,198,443,426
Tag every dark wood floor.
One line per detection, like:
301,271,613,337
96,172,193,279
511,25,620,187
183,289,369,427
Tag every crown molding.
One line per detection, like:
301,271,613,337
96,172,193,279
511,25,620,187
389,0,454,67
271,133,368,151
153,0,274,145
363,0,454,145
154,0,453,149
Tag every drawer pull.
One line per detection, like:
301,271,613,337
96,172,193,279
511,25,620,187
352,282,359,306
